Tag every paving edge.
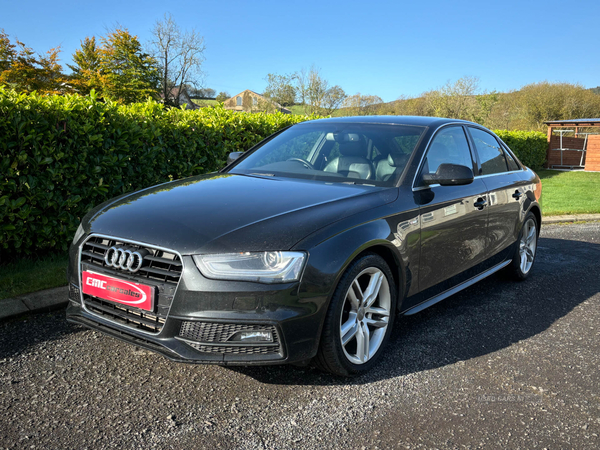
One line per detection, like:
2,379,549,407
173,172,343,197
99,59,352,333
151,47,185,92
0,285,68,321
542,214,600,224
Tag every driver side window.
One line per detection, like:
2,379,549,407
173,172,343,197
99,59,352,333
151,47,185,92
421,126,473,178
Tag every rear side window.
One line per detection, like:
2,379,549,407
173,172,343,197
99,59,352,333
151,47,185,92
421,126,473,176
469,128,508,175
503,147,520,171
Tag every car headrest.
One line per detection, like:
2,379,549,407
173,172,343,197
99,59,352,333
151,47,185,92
387,153,409,167
339,140,367,157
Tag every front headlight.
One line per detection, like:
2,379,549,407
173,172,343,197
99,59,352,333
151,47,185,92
72,223,85,245
193,251,306,284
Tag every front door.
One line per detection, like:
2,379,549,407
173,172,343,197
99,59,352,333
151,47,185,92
414,126,489,293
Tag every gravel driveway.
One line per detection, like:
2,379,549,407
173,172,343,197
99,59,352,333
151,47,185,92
1,222,599,449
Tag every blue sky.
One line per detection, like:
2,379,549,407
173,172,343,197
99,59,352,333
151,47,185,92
3,0,599,102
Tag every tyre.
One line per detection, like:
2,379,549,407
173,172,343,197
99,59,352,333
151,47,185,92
508,212,538,280
315,253,397,376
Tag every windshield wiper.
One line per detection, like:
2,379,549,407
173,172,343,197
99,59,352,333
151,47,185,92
249,172,275,177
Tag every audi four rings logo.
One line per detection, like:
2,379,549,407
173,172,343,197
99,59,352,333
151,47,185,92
105,247,147,272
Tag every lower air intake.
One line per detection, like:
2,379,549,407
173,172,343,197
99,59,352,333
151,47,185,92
179,321,282,356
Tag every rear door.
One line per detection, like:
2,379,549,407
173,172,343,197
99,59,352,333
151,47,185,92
414,125,489,293
467,127,527,261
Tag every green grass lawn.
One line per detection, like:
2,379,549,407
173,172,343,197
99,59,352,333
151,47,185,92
0,252,68,300
537,169,600,216
191,99,218,107
286,105,310,115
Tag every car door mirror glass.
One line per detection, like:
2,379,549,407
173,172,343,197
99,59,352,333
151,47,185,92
423,163,474,186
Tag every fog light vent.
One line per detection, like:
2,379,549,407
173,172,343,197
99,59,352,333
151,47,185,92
179,321,279,344
229,330,273,343
178,321,282,357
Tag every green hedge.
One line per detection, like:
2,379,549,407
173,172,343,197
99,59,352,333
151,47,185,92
0,88,315,259
493,129,547,170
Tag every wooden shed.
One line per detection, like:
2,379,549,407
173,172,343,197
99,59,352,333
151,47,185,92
544,119,600,171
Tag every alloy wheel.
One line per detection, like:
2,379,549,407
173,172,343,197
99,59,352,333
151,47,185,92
519,218,537,274
339,267,391,365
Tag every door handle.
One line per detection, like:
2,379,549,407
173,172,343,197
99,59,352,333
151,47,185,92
474,197,487,210
512,190,523,200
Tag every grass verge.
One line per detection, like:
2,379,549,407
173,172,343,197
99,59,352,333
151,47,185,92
537,169,600,216
0,252,68,300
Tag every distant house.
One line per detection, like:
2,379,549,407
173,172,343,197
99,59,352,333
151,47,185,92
160,86,199,110
223,90,291,114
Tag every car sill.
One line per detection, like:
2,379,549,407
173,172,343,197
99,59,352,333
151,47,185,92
402,260,512,316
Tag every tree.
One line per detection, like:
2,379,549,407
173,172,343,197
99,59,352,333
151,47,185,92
68,37,102,95
342,93,384,116
0,29,66,94
263,73,296,106
189,86,215,99
293,66,346,115
424,76,482,120
215,91,230,102
69,28,159,103
150,13,206,106
514,81,600,131
320,85,347,115
100,29,160,103
385,95,429,117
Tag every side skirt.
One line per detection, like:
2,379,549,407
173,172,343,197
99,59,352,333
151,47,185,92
402,260,511,316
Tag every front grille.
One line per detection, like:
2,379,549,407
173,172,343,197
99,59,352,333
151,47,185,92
84,298,166,333
81,236,182,284
179,321,281,355
80,236,182,334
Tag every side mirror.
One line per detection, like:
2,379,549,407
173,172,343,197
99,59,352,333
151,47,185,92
422,163,474,186
227,152,243,165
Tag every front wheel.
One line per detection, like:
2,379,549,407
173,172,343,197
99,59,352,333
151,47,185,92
315,254,397,376
508,212,538,280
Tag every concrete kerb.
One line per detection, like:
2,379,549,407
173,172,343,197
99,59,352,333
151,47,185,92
0,286,68,321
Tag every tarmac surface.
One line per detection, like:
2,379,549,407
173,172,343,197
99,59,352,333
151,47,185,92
0,221,599,449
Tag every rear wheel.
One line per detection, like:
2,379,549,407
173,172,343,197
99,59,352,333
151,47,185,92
508,212,538,280
315,254,397,376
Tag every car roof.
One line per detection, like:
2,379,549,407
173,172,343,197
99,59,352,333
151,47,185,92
295,115,477,127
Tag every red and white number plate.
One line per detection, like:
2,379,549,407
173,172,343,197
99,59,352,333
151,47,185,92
82,271,155,311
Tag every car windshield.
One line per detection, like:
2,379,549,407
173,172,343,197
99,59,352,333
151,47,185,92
227,122,426,187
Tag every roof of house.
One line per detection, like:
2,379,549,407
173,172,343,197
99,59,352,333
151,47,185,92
227,90,291,113
544,119,600,126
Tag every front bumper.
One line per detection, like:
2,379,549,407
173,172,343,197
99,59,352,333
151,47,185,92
66,234,327,365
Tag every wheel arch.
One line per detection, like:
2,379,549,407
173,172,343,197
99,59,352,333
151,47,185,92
528,204,542,235
349,243,405,308
315,235,407,315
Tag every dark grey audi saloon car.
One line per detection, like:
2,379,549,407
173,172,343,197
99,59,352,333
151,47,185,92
66,116,542,376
